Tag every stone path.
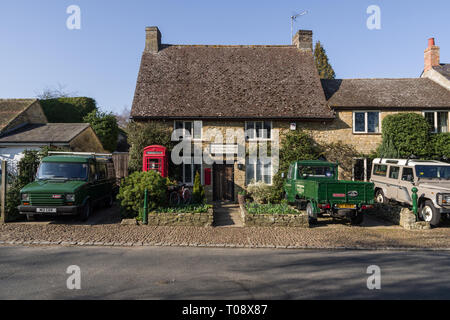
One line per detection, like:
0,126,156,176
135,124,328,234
213,202,244,227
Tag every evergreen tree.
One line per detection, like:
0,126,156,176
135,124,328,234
314,41,336,79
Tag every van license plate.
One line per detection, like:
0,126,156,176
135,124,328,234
337,204,356,209
36,208,57,213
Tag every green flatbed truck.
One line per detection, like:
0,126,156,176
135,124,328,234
283,160,375,224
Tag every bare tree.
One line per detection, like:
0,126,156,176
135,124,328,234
114,106,131,129
35,83,77,100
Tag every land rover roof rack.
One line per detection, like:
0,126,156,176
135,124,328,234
47,151,113,158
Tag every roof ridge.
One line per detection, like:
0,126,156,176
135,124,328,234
161,44,296,48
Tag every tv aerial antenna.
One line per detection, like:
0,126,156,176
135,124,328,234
291,10,308,41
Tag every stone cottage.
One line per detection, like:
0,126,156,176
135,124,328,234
130,27,450,203
320,38,450,181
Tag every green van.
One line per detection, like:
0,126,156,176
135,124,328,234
18,152,118,221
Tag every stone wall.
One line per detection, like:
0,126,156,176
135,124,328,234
239,204,309,227
366,203,431,230
145,208,214,227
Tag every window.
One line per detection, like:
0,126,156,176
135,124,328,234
401,167,414,182
388,166,400,180
182,161,202,185
298,166,335,178
373,164,388,177
353,158,372,181
353,111,380,133
423,111,449,133
245,121,272,140
246,158,272,184
97,163,107,180
174,121,202,140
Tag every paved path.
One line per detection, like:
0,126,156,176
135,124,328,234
1,245,450,299
213,202,243,227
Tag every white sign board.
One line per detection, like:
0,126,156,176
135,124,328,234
210,144,238,155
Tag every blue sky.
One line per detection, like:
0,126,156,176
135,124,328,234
0,0,449,114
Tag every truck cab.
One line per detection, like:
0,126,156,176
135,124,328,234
284,160,374,224
18,152,118,221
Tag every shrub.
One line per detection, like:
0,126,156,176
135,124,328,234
192,171,205,204
245,202,298,215
269,129,321,203
5,150,40,220
319,141,360,180
378,113,432,158
247,181,273,204
117,171,169,219
83,110,119,152
430,133,450,161
40,97,97,123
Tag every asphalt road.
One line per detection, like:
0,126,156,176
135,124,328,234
1,245,449,300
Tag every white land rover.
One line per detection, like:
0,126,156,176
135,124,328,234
370,158,450,226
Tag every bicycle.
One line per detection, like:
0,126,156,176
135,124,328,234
169,183,192,206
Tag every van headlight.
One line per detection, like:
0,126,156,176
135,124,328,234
437,193,450,206
66,194,75,202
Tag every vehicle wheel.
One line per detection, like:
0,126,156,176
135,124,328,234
105,195,114,208
420,200,441,226
306,202,317,224
169,192,180,206
182,188,192,204
80,201,91,222
350,211,364,225
375,189,387,204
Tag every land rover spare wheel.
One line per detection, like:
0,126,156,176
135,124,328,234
421,200,441,226
375,189,387,204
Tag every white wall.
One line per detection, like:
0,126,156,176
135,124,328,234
0,146,42,175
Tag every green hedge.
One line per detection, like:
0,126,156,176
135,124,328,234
378,113,431,158
40,97,97,123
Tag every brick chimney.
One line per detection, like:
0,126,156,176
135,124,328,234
292,30,313,51
424,37,440,72
145,26,161,53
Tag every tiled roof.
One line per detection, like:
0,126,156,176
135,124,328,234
433,64,450,80
321,78,450,108
0,123,90,144
131,45,334,120
0,99,38,132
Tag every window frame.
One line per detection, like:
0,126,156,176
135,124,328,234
422,111,450,133
245,121,273,141
182,160,203,186
352,111,381,134
245,158,273,185
174,120,203,140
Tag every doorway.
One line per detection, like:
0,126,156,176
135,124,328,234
213,164,234,201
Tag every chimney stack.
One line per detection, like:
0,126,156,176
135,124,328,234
292,30,313,51
145,26,161,53
424,37,440,72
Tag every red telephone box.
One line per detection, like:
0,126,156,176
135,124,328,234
142,145,168,177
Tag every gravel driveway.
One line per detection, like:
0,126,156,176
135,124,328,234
1,204,450,249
